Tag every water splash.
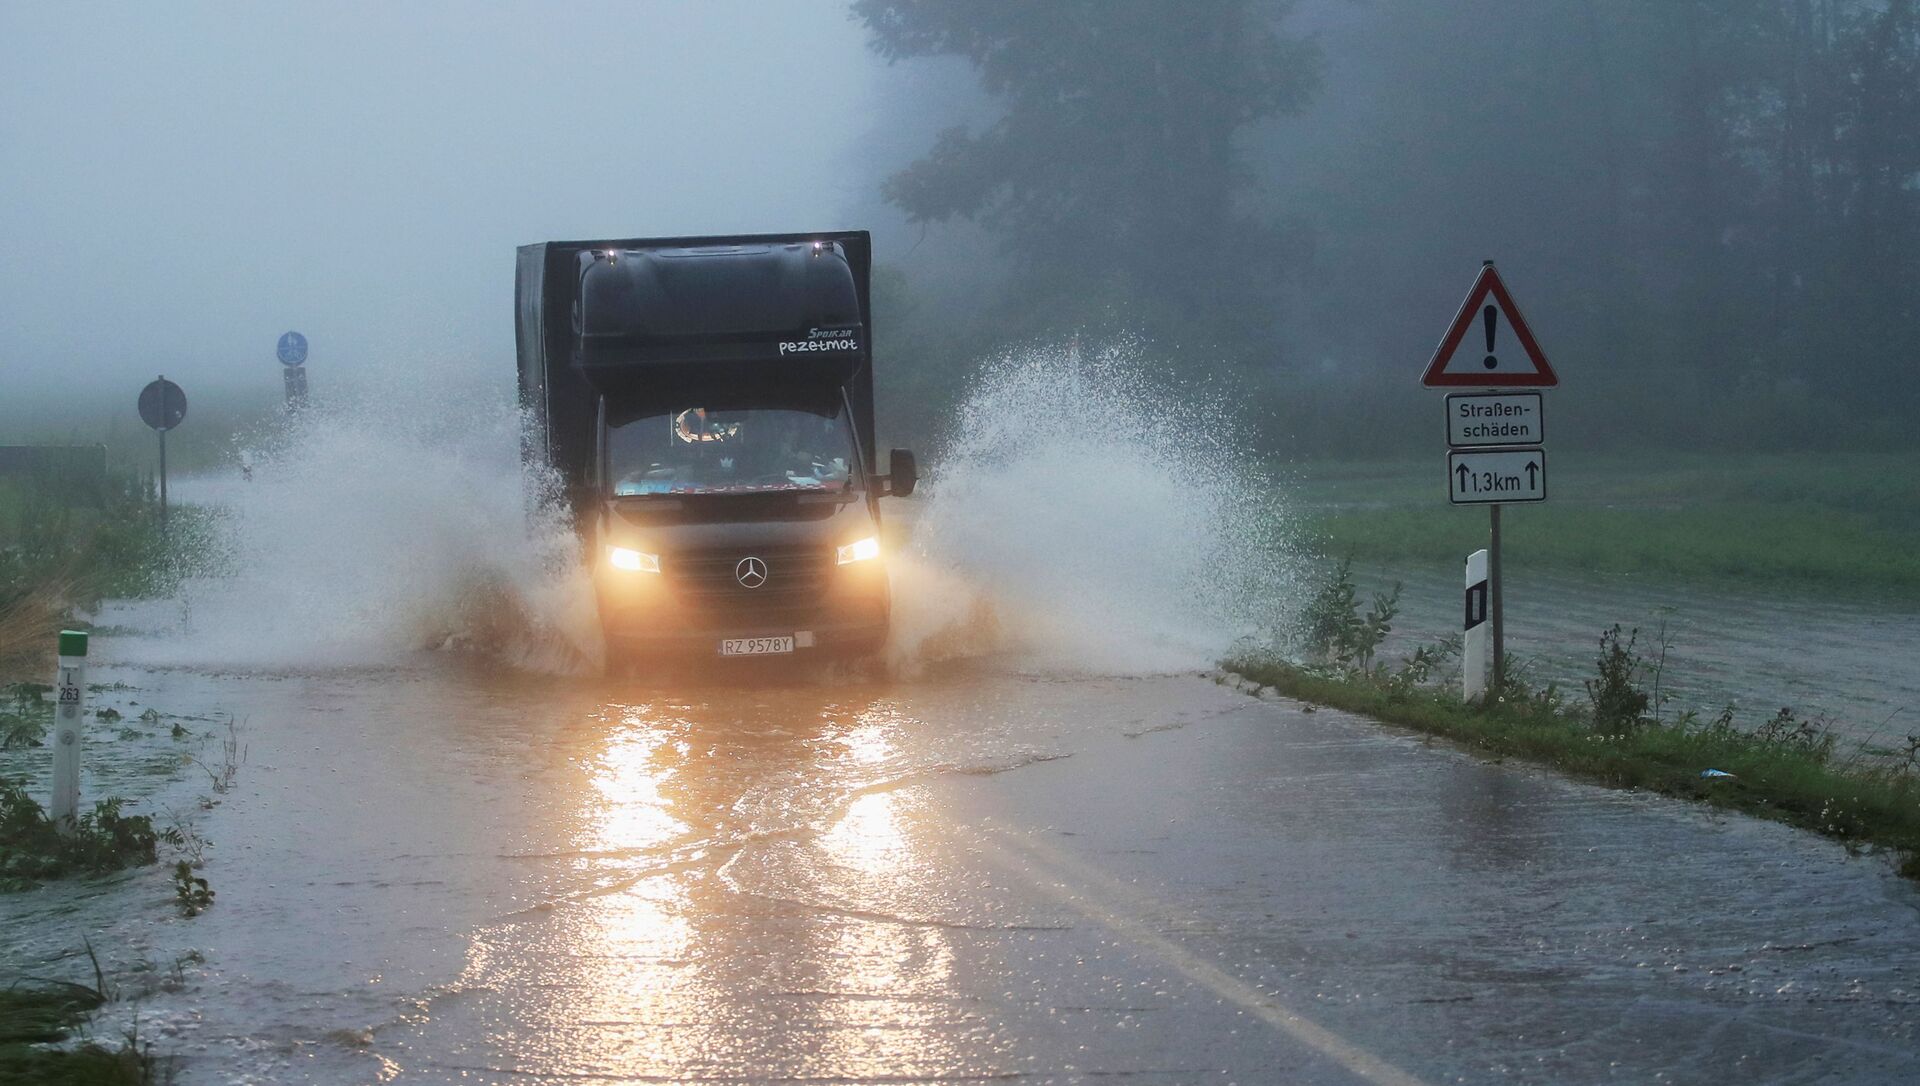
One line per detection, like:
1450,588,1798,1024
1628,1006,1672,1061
119,366,601,674
888,339,1306,675
121,344,1299,679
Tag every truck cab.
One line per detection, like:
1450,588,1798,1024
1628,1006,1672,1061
515,231,915,662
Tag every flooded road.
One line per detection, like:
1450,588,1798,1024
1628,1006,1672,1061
8,365,1920,1083
9,643,1918,1084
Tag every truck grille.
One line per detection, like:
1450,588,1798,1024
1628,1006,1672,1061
666,544,833,624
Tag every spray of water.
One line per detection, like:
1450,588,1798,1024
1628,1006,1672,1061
120,365,602,674
125,343,1298,679
888,339,1307,675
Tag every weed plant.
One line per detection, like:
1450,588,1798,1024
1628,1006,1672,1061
170,861,213,917
184,716,243,794
0,781,158,890
1297,558,1402,672
0,683,51,749
1586,626,1652,734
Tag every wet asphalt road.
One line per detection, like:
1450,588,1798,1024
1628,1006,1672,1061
8,653,1918,1084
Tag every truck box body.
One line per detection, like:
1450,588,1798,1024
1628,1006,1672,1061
516,232,875,513
514,231,908,663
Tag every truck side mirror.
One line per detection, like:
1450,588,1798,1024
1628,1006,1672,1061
886,448,918,498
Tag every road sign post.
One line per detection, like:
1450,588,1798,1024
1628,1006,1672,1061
283,365,308,409
1423,262,1557,695
278,331,309,410
137,376,188,526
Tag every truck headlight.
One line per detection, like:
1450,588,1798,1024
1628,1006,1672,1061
836,536,880,565
608,546,660,573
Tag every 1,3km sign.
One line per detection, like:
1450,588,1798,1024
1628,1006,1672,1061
1448,447,1546,504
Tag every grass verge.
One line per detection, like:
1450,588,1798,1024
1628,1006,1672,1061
1224,654,1920,880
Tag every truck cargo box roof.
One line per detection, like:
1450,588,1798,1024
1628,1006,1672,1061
516,231,874,500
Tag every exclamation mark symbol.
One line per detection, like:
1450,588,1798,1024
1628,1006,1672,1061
1482,305,1499,369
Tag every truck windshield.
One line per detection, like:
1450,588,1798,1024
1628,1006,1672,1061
607,403,861,497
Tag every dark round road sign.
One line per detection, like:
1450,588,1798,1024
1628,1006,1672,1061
138,378,187,432
277,330,308,366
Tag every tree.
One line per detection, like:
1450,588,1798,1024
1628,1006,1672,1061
854,0,1321,359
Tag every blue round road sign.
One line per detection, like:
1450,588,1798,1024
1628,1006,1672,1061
277,331,309,366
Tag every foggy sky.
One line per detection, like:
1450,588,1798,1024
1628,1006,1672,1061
0,1,883,401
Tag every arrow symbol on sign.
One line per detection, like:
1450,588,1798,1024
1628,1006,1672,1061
1525,461,1539,488
1456,463,1470,490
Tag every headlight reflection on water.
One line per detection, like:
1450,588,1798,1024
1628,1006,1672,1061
440,698,980,1079
586,712,688,857
804,741,968,1078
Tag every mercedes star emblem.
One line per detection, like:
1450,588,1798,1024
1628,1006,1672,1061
735,556,768,589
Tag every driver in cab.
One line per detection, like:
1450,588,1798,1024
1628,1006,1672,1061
619,409,848,494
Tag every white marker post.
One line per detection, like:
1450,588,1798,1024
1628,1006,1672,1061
50,630,88,829
1463,550,1489,700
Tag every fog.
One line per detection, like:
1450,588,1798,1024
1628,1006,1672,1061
5,0,1917,458
0,1,879,400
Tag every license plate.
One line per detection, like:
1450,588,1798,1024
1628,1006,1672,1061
719,636,794,657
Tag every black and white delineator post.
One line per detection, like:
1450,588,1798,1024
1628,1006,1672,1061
1463,549,1490,700
50,630,88,829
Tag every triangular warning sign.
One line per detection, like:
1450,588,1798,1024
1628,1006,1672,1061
1421,265,1558,387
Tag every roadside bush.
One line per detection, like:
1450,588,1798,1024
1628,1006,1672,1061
1585,625,1651,734
1296,557,1402,672
0,781,158,889
1388,633,1461,693
1296,557,1359,659
1753,706,1838,764
0,683,50,749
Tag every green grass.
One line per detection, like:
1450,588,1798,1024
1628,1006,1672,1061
1,468,214,683
1,476,202,605
1225,656,1920,880
0,985,149,1085
1289,451,1920,592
